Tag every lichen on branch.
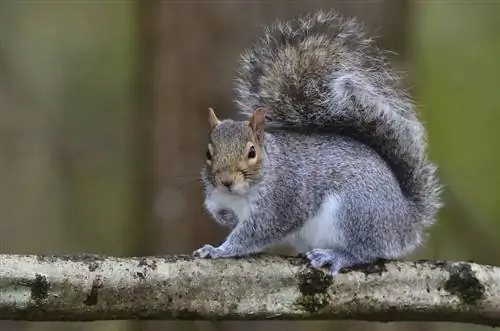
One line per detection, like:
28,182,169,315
0,253,499,326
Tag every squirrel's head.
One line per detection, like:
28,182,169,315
204,107,265,194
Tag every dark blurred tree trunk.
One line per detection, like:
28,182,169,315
137,1,415,331
132,0,155,256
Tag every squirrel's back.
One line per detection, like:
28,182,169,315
234,10,442,226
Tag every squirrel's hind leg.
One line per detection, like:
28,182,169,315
305,248,363,276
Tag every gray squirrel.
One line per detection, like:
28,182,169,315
193,10,442,275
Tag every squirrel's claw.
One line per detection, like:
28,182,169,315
193,244,224,259
305,248,360,276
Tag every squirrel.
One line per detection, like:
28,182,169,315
193,10,442,275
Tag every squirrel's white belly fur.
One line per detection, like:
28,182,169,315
205,190,345,254
285,194,345,253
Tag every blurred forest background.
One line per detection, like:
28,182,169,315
0,1,498,331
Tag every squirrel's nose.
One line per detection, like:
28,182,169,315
221,179,233,188
218,170,233,188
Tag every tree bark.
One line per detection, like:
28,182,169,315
0,254,499,327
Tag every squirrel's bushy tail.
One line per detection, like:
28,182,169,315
234,10,442,225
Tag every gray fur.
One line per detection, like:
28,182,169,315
194,10,442,275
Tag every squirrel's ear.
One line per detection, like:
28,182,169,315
208,107,221,130
249,107,265,141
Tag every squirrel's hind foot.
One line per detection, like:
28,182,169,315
305,248,361,276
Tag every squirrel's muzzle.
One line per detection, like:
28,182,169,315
217,169,234,189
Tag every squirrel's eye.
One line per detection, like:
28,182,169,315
206,150,212,161
247,146,256,159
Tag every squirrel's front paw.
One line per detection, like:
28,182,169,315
193,244,224,259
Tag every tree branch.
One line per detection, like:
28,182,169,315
0,254,499,326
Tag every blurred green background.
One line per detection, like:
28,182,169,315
0,1,498,331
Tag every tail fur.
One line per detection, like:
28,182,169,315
234,10,442,225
